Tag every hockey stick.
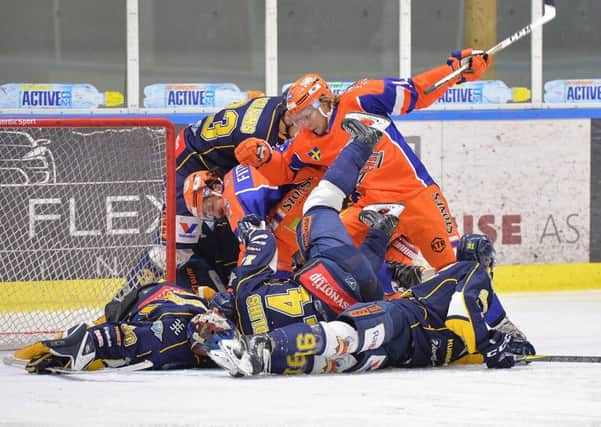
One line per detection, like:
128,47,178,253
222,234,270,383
517,354,601,364
47,359,154,374
424,0,556,94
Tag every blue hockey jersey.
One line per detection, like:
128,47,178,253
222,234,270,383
175,96,287,177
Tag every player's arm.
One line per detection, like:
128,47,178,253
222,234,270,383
444,262,496,354
445,262,534,368
235,138,317,186
355,49,489,116
231,215,278,291
413,48,489,109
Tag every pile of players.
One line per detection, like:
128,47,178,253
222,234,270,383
18,48,536,376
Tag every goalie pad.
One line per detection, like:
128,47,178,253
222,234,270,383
27,324,96,373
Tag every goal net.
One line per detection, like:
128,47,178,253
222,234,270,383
0,117,176,350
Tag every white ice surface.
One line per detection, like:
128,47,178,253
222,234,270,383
1,291,600,427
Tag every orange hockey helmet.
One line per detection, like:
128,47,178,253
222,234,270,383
285,73,333,115
183,170,224,218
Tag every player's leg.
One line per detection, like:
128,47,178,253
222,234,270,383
391,185,459,270
296,114,389,301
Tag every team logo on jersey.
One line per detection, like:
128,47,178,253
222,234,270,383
357,151,384,184
170,318,186,336
307,147,321,161
430,237,446,253
121,324,138,347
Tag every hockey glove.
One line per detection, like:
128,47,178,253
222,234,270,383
235,137,272,167
478,330,516,369
507,336,536,357
188,309,236,357
447,48,489,83
236,214,266,245
386,261,424,291
209,290,237,323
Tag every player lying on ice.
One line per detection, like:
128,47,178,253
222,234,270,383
18,280,222,373
190,115,536,376
195,232,536,376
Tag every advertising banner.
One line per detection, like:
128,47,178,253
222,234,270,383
394,119,591,264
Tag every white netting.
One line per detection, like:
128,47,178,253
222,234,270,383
0,119,174,349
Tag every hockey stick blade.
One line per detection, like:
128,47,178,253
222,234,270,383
424,0,556,94
518,354,601,364
47,359,153,374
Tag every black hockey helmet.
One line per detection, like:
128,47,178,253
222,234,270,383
457,233,496,274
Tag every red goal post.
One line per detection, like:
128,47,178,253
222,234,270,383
0,117,176,350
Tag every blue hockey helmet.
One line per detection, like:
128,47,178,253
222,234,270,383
457,234,496,274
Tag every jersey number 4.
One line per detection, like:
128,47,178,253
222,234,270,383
265,286,312,317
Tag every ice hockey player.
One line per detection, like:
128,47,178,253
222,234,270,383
181,162,322,278
20,281,218,373
193,233,537,376
234,49,490,288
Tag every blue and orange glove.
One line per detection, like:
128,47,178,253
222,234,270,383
447,48,489,83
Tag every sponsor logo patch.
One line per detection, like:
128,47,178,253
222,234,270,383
298,262,357,314
347,304,384,318
300,216,312,251
360,323,385,353
94,329,104,348
114,326,122,347
180,222,198,234
432,192,455,234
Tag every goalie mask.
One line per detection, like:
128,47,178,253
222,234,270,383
457,233,496,276
183,170,227,220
